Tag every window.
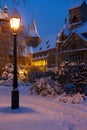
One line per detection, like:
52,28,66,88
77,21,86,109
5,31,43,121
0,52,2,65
72,15,78,23
46,40,49,44
47,45,50,48
61,35,65,41
39,47,43,50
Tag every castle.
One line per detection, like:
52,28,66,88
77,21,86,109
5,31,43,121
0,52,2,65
0,0,87,78
31,0,87,70
56,0,87,67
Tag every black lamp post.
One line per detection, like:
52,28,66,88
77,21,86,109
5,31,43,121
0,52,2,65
10,9,21,109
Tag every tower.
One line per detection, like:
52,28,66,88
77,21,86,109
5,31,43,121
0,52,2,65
26,18,41,47
69,0,87,30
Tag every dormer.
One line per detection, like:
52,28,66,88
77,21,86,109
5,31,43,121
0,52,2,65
69,0,87,30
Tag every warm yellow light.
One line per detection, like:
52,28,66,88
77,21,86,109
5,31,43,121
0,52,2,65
10,17,20,31
33,59,47,67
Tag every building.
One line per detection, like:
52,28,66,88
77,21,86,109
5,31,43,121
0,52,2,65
33,34,56,69
28,34,57,70
0,6,33,78
0,6,43,79
56,0,87,67
26,18,57,70
0,6,57,75
0,6,10,75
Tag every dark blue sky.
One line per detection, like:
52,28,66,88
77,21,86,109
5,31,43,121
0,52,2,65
4,0,73,38
20,0,72,38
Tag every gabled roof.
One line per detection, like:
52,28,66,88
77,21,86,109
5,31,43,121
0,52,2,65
62,31,87,48
69,0,86,10
56,20,70,43
59,26,70,37
58,21,87,43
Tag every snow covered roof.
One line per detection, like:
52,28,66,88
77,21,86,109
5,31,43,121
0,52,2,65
57,21,87,44
56,17,70,43
68,22,87,41
0,9,4,19
27,19,40,37
27,34,57,54
26,46,33,54
73,22,87,34
0,7,8,19
59,24,70,37
69,0,86,10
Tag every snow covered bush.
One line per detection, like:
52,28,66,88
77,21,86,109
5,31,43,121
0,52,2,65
57,62,87,95
1,63,14,81
30,77,61,96
1,62,27,83
54,93,85,104
0,63,14,86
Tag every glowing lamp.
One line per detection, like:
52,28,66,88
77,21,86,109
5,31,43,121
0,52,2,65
10,17,20,31
10,8,21,33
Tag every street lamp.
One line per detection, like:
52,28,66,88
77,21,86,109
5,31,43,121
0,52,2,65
10,8,21,109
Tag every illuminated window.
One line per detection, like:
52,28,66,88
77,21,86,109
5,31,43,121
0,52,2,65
33,59,47,67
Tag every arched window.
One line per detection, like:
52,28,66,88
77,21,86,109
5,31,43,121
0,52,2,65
72,15,78,23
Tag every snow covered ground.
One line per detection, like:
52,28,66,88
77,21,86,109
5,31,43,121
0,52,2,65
0,84,87,130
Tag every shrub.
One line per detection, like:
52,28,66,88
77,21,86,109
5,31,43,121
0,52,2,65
30,77,62,96
1,63,14,80
57,62,87,95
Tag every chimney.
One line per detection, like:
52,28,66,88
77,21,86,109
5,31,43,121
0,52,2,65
4,6,8,13
64,17,67,25
63,17,67,29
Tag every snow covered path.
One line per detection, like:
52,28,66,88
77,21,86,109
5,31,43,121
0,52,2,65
0,86,87,130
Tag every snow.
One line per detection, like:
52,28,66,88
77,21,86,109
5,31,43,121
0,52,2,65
74,22,87,34
57,21,87,45
28,19,40,37
28,30,39,37
0,84,87,130
0,8,8,19
69,0,86,10
32,34,57,53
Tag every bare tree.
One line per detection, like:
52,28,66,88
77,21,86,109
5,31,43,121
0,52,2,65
0,0,28,7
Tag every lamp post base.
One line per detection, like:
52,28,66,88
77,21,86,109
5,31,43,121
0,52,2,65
11,90,19,109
